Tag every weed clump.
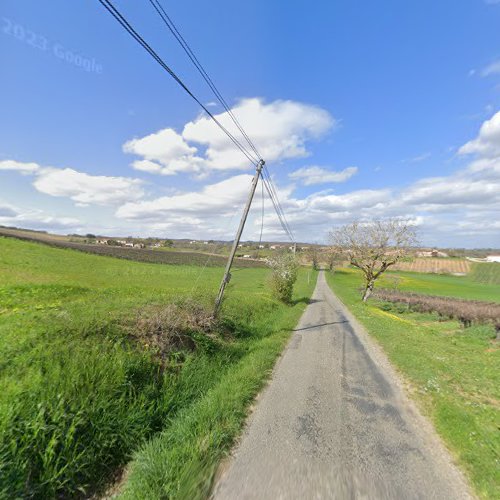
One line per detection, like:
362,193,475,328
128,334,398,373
132,298,218,362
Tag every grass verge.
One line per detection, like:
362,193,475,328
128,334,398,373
0,237,316,498
326,269,499,499
118,269,316,499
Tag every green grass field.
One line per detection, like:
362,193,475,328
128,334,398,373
376,268,500,302
0,236,317,498
470,262,500,285
327,268,499,498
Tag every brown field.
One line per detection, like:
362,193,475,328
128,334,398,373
0,228,265,268
392,257,470,274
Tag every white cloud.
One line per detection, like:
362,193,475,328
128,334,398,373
0,159,40,175
33,168,144,205
459,110,500,158
115,110,500,245
124,128,204,176
0,202,18,218
0,159,145,206
403,152,431,163
116,174,254,220
0,200,80,232
481,60,500,77
251,111,500,244
124,98,335,177
289,166,357,186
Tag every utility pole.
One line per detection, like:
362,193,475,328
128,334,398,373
214,159,265,315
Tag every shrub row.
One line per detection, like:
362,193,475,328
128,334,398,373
372,289,500,331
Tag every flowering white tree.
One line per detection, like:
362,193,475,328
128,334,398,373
330,219,417,302
266,252,299,303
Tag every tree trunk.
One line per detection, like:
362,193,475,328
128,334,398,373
362,280,375,302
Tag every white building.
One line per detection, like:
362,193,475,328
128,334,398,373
486,255,500,263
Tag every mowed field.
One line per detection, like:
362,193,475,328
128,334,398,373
327,268,499,498
0,236,317,499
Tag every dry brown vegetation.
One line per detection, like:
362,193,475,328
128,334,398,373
131,299,218,364
373,288,500,333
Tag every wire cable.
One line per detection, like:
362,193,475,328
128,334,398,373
97,0,259,166
147,0,263,162
261,170,294,243
97,0,295,243
261,166,294,242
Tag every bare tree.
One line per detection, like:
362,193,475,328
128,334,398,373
308,246,319,271
330,219,417,302
326,248,343,273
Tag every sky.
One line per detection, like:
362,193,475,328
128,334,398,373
1,0,500,247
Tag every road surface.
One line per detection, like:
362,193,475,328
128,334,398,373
213,271,472,499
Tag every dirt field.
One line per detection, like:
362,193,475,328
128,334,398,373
0,228,264,268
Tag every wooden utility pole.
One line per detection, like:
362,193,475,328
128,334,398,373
214,159,265,315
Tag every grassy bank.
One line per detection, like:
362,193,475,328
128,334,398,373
0,237,317,498
375,268,500,302
327,269,499,498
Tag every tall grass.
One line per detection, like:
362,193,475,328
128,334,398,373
120,281,314,499
0,237,317,498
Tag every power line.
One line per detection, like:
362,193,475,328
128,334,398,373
97,0,295,244
145,0,295,245
96,0,259,166
262,166,294,242
147,0,262,162
261,168,294,243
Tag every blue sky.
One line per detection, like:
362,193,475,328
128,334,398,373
1,0,500,247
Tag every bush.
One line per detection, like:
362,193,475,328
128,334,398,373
266,253,299,303
131,298,218,364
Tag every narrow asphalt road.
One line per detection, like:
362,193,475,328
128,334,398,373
213,271,472,499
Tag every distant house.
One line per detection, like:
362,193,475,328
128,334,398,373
416,249,448,258
270,245,281,250
258,245,265,249
133,243,145,249
486,255,500,263
95,239,108,245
